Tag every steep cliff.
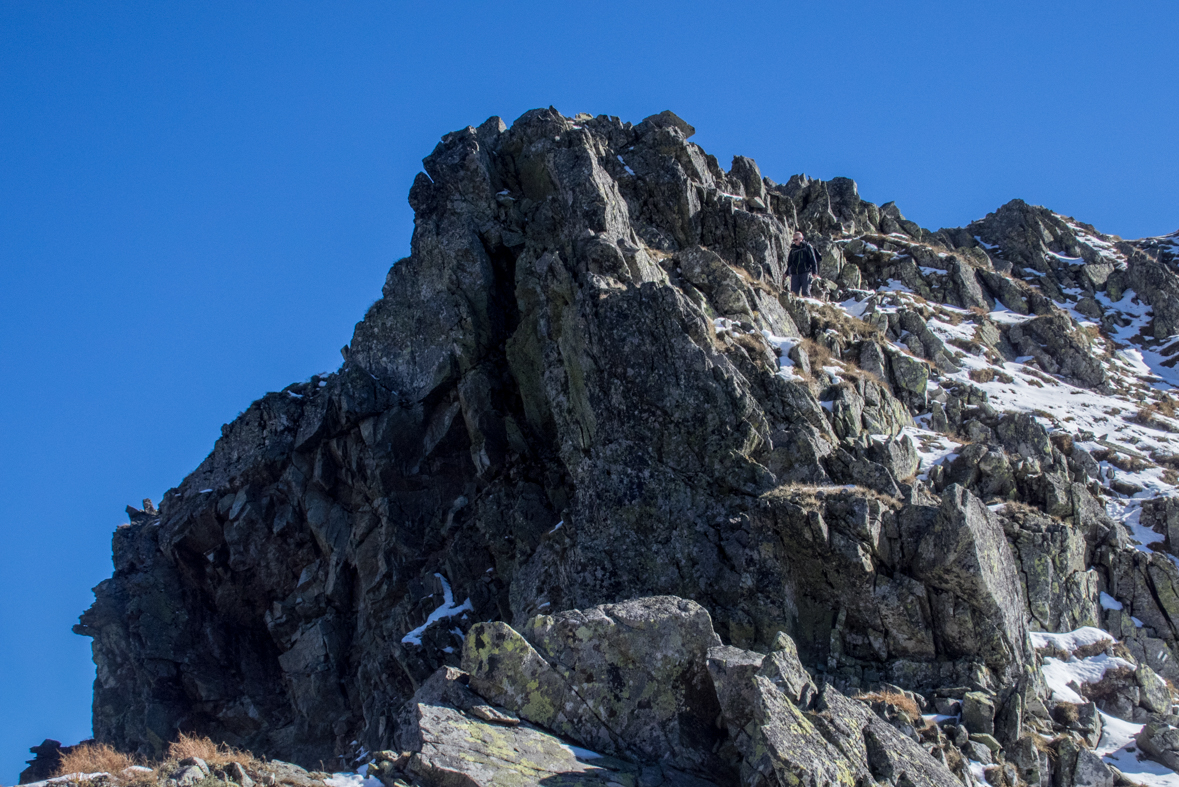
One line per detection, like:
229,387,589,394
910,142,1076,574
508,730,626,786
74,108,1179,786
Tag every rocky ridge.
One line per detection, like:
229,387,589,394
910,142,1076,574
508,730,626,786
66,108,1179,787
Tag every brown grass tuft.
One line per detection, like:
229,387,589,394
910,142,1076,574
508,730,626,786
168,732,256,769
1133,397,1179,432
949,336,983,355
942,742,965,773
798,337,832,366
1050,433,1074,455
56,743,139,780
1051,702,1080,726
856,689,922,719
1073,639,1113,659
1091,447,1149,473
968,367,1014,385
808,303,883,343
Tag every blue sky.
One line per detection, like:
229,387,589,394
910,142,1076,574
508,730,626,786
1,1,1176,780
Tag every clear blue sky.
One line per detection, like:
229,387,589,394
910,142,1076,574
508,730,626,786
1,1,1175,781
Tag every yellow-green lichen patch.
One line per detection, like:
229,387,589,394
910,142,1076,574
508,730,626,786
412,704,638,787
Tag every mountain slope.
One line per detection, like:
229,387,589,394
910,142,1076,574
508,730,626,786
73,108,1179,786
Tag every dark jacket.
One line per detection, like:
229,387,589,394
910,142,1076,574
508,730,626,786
787,241,819,276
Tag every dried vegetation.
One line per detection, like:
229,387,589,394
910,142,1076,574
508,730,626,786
54,734,257,787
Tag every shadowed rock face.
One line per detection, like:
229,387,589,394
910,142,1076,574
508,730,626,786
72,108,1179,781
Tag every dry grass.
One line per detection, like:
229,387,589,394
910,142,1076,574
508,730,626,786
942,742,965,774
1133,396,1179,432
1073,639,1113,659
1151,394,1179,419
168,732,256,769
808,303,883,343
968,367,1014,385
948,336,983,355
1113,641,1136,662
52,735,257,786
840,363,889,390
1081,666,1136,705
776,482,903,509
56,743,149,782
1018,364,1055,384
1051,702,1080,726
1050,433,1075,455
1091,447,1149,473
856,689,921,719
1151,451,1179,471
800,337,833,369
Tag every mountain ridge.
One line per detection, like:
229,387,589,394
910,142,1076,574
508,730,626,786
65,107,1179,787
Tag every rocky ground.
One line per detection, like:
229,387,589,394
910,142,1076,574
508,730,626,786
44,108,1179,787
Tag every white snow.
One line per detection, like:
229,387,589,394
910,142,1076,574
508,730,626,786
1109,499,1167,555
760,331,803,380
901,426,960,480
560,744,604,761
922,713,956,724
837,296,873,318
1029,627,1114,654
1040,653,1135,703
966,760,988,785
23,775,117,787
548,520,564,533
400,574,473,645
986,308,1035,325
1097,711,1179,787
325,772,382,787
1100,592,1124,611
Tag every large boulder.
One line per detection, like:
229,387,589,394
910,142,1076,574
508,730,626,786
907,485,1030,680
395,666,716,787
463,597,729,777
707,638,960,787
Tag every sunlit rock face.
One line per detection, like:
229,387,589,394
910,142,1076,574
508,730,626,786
75,108,1179,787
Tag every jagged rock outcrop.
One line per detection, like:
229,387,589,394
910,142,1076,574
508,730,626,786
71,108,1179,787
387,597,965,787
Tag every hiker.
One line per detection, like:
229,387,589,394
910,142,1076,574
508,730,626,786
786,230,819,297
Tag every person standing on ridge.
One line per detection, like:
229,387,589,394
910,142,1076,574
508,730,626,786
786,230,819,297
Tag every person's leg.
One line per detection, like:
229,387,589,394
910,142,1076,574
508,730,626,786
790,272,803,294
799,275,812,298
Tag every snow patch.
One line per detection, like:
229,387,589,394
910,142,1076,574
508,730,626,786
325,773,382,787
1040,653,1134,703
561,744,604,761
1099,592,1124,611
401,574,473,645
1097,711,1179,787
1029,627,1114,654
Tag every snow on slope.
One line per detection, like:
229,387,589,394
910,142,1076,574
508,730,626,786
836,288,1179,501
832,253,1179,781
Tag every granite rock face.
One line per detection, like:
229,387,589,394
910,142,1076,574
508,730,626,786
389,597,964,787
73,108,1179,787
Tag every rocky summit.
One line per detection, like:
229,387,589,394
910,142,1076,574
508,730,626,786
64,108,1179,787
